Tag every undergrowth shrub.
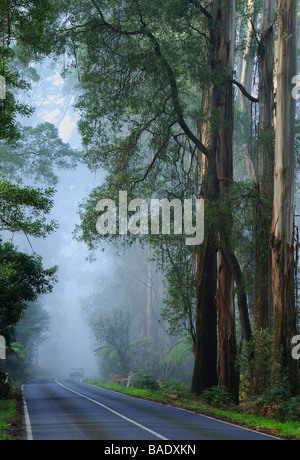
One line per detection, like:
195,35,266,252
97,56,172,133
132,371,160,391
200,386,235,409
159,380,191,400
241,383,300,421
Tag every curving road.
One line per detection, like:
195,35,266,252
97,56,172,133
23,378,279,441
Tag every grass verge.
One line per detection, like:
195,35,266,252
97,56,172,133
84,379,300,440
0,400,17,440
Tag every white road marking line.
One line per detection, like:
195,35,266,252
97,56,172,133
22,385,33,441
55,379,168,441
81,380,281,440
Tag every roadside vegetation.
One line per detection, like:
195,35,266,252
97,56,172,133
0,373,23,441
0,400,17,440
84,375,300,440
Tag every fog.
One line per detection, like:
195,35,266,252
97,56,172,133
11,60,111,378
31,165,107,377
7,57,190,384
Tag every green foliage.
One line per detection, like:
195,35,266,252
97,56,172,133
0,59,34,144
94,307,132,376
68,1,213,366
241,384,300,422
261,383,292,403
164,337,194,367
200,386,235,409
239,329,273,395
159,380,191,400
280,397,300,422
0,0,61,144
0,0,65,385
9,1,62,61
0,123,79,185
5,343,29,382
0,399,16,440
3,301,51,381
159,245,197,342
48,0,298,404
0,178,58,238
59,0,208,184
132,371,160,391
85,378,300,438
15,302,50,352
0,240,57,345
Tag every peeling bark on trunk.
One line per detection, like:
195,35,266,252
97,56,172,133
251,0,276,395
271,0,298,392
146,247,153,340
191,76,219,394
215,0,239,404
192,234,218,394
255,0,276,334
192,0,251,399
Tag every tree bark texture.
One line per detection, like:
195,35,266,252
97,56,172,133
255,0,276,333
215,0,240,403
271,0,298,392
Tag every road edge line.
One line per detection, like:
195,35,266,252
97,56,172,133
21,385,33,441
81,380,281,441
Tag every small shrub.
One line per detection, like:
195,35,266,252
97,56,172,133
261,383,291,404
241,384,300,421
132,372,160,392
280,397,300,421
159,380,191,400
200,386,235,409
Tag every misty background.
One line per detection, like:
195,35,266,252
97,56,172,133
10,58,108,377
3,56,193,384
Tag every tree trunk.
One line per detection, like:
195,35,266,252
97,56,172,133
191,0,251,398
240,0,257,117
191,72,219,394
192,235,218,394
255,0,276,334
146,247,153,340
271,0,298,392
252,0,276,395
214,0,239,404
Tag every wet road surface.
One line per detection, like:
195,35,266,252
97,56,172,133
23,378,279,441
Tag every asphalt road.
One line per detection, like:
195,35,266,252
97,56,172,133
23,378,279,441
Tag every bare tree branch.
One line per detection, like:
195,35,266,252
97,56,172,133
231,79,259,103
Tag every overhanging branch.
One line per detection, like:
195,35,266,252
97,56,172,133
231,79,259,103
89,0,213,162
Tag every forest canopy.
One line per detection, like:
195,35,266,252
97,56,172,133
0,0,300,407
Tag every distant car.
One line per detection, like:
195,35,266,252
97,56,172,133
69,367,84,379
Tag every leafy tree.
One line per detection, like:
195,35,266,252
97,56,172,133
0,178,57,238
0,240,57,346
4,301,51,380
15,301,51,362
0,0,75,389
0,61,33,144
93,308,132,377
159,241,197,345
0,0,61,143
64,0,244,398
43,0,300,400
0,123,79,185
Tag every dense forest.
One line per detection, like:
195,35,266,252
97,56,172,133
0,0,300,413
